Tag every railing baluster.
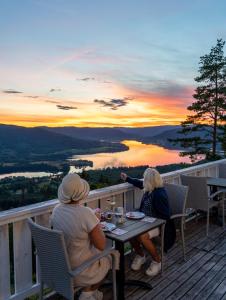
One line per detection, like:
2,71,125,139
134,188,143,209
86,199,99,209
35,213,50,228
124,190,134,211
100,197,111,211
0,224,11,300
114,193,123,207
13,220,32,294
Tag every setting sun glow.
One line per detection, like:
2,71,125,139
1,1,225,128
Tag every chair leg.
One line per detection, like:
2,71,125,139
181,219,186,261
206,209,209,237
195,210,198,223
222,196,225,228
111,254,117,300
161,223,165,274
39,281,44,300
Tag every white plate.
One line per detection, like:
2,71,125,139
126,212,145,219
100,222,116,232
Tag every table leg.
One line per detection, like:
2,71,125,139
115,240,125,300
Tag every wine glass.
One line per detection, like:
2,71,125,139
106,197,116,210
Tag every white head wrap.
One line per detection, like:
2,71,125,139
58,173,90,204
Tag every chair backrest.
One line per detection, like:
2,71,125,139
219,163,226,179
27,218,74,300
180,175,209,211
165,183,188,217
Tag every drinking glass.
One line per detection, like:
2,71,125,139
115,207,125,224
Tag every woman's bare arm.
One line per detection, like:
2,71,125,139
90,224,106,251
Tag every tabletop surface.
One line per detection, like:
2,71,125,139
207,177,226,187
105,218,165,243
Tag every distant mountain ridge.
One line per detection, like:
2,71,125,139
0,124,185,164
0,124,128,162
144,126,222,150
41,126,138,141
0,124,103,152
142,128,186,149
118,125,180,137
41,125,181,141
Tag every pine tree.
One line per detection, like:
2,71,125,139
171,39,226,161
220,125,226,156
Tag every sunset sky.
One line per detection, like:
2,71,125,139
1,0,226,127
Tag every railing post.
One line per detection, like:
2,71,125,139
13,220,32,294
0,224,10,300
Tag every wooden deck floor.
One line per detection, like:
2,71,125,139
102,218,226,300
48,218,226,300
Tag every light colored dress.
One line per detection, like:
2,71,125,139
51,203,111,287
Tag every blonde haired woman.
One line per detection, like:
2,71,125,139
121,168,176,276
51,173,118,300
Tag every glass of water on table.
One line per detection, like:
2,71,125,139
115,206,125,224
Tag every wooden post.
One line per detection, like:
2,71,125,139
0,224,10,300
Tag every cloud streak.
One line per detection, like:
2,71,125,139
76,77,95,81
76,77,112,84
94,97,133,110
57,105,77,110
50,88,62,92
3,89,23,94
25,95,40,99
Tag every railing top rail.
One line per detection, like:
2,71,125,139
0,183,134,225
162,158,226,179
1,158,225,226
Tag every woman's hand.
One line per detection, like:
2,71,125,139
93,208,101,220
120,172,128,181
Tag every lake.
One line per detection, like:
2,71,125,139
72,140,191,169
0,140,191,179
0,171,55,180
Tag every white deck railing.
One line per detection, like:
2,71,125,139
0,159,225,300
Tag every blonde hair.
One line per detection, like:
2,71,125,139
143,168,163,192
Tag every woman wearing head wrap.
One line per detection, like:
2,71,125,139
121,168,176,277
51,173,118,300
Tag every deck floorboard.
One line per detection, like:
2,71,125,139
47,218,226,300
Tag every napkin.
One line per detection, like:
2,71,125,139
111,228,128,235
142,217,156,223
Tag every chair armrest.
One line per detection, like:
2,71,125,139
170,213,187,220
209,189,226,200
69,248,117,278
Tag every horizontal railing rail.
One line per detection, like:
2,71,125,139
0,158,226,300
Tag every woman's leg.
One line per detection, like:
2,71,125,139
83,282,101,291
129,237,146,271
80,282,103,300
130,237,145,256
138,232,161,262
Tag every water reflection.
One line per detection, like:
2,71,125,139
0,171,54,180
73,140,191,169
